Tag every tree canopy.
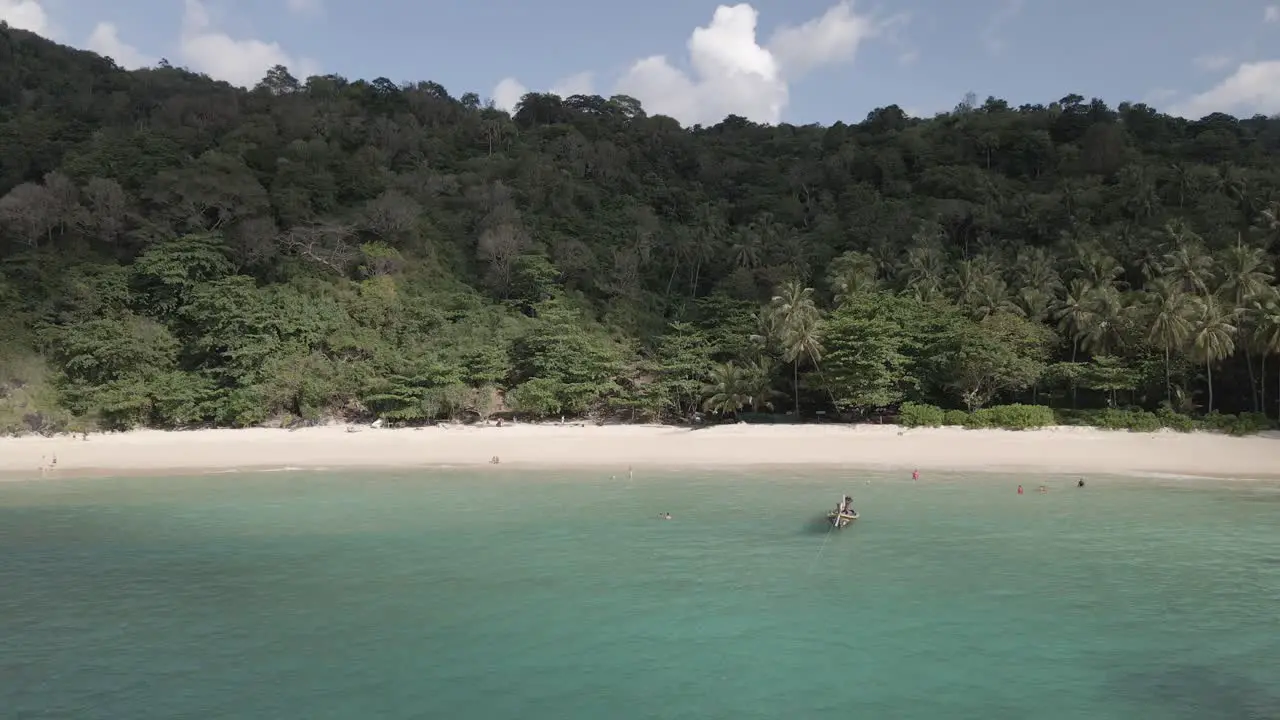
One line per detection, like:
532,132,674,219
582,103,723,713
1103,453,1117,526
2,25,1279,434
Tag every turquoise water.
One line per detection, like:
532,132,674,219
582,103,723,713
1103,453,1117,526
2,469,1279,719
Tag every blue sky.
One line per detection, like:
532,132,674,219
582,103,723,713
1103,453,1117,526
5,0,1280,125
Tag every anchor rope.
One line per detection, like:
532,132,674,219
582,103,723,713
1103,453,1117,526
807,518,837,573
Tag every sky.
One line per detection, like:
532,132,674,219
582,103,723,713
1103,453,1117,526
2,0,1279,126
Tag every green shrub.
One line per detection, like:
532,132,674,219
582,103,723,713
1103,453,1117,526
909,403,1057,430
983,403,1055,429
899,402,944,427
1051,408,1093,427
1050,406,1277,434
1201,412,1274,436
1154,407,1195,432
1230,412,1275,435
1101,409,1161,432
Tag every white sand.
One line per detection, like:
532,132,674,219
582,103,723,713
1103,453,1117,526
1,423,1277,479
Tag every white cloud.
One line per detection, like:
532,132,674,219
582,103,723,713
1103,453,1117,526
1142,88,1178,107
0,0,50,35
981,0,1022,55
286,0,322,15
1192,54,1232,71
550,71,594,97
492,2,886,126
492,78,527,113
179,0,318,88
1265,5,1279,22
767,1,876,77
491,71,596,111
86,22,151,69
1169,60,1280,118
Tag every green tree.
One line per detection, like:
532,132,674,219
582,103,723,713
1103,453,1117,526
701,360,776,417
760,280,823,417
1187,296,1237,413
4,21,1280,432
641,322,716,419
1141,276,1193,403
942,313,1055,410
820,292,912,412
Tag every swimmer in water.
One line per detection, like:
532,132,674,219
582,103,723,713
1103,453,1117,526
912,469,919,481
659,512,672,519
1017,485,1023,495
1077,478,1085,488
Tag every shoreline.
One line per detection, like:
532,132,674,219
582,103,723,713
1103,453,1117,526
1,423,1278,481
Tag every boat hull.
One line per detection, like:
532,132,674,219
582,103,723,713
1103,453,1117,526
827,510,858,528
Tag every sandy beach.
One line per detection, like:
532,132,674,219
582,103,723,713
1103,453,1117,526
1,423,1278,480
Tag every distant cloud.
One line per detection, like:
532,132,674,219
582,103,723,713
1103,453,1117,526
1192,54,1232,71
0,0,50,36
493,72,595,112
980,0,1022,55
1142,88,1178,107
1265,5,1279,22
6,0,316,89
1169,60,1280,118
86,21,152,69
179,0,318,87
492,1,892,126
286,0,322,15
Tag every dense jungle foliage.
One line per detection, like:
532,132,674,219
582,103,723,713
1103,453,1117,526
2,25,1280,434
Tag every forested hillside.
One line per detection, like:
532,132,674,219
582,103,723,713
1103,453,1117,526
2,25,1279,434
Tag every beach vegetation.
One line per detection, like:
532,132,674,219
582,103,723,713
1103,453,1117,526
0,27,1278,435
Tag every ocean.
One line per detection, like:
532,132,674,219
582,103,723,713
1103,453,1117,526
1,469,1278,719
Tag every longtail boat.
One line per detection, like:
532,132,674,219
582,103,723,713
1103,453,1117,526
827,494,859,528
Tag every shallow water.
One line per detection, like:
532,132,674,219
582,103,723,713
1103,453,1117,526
2,470,1278,719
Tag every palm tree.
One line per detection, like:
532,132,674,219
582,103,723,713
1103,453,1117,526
1012,247,1063,295
969,274,1017,320
764,280,823,417
688,203,727,295
1168,162,1194,207
1055,279,1098,364
1078,285,1128,358
1187,296,1237,414
826,252,879,307
1011,246,1063,323
1161,222,1214,296
1257,200,1280,251
1053,279,1103,408
1142,276,1193,404
701,360,777,417
727,226,763,269
1251,298,1280,418
1215,238,1274,410
949,259,984,313
866,239,898,281
1013,286,1055,323
1078,248,1126,290
1216,238,1274,306
900,244,946,301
